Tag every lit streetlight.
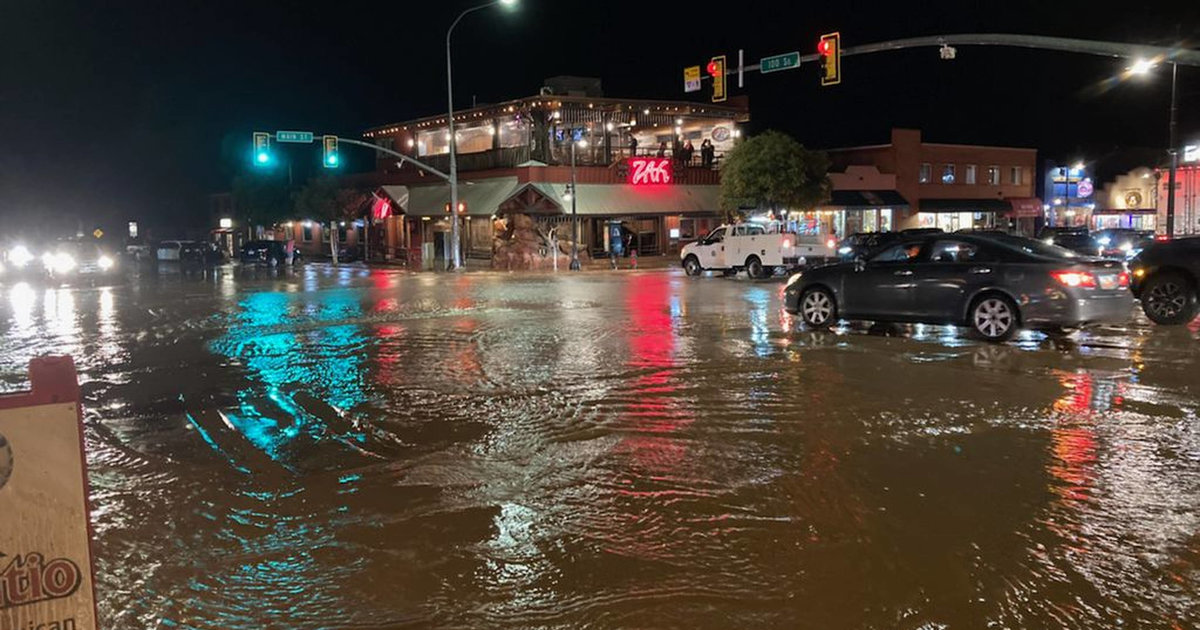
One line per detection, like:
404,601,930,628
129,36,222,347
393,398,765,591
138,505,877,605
445,0,518,270
568,139,587,271
1128,56,1182,236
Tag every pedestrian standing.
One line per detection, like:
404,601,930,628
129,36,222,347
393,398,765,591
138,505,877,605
700,139,715,168
628,134,638,157
657,142,667,158
681,140,695,165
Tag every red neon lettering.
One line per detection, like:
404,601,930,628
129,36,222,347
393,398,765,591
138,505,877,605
628,158,673,185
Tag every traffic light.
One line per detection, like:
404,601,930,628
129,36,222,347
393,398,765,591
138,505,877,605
322,135,339,168
252,132,271,165
708,55,727,103
818,32,841,86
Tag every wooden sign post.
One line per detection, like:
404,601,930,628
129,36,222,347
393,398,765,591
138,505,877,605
0,356,98,630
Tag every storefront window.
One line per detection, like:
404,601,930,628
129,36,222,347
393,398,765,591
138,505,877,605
455,123,493,154
918,212,997,232
417,129,450,156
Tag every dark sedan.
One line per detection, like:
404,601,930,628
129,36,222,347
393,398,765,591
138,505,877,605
1129,237,1200,324
784,234,1133,341
1037,226,1096,255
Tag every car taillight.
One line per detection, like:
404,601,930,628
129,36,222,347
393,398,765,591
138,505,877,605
1155,234,1170,241
1051,270,1097,288
826,238,836,249
782,239,791,248
1117,271,1130,287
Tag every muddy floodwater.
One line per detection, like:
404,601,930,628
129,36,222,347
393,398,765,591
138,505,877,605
1,266,1198,628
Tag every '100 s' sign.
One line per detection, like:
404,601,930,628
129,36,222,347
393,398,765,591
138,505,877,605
627,158,673,186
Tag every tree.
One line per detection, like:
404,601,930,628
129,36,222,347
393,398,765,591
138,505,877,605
719,130,831,222
231,174,291,236
293,176,372,264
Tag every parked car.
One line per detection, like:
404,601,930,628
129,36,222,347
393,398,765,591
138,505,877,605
784,233,1132,342
1128,237,1200,324
1037,226,1096,255
240,240,300,266
156,240,194,262
180,241,224,266
681,223,836,278
41,240,121,282
1093,228,1153,259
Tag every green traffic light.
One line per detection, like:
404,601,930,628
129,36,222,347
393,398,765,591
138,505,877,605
256,152,270,164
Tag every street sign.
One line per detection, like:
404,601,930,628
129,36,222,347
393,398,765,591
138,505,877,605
275,130,314,143
91,229,102,239
1185,145,1199,163
683,65,701,93
760,51,801,73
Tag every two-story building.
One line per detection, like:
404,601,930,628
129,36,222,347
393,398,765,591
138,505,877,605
819,128,1040,235
350,77,750,268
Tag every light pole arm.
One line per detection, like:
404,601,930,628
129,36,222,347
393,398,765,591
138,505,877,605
335,137,450,181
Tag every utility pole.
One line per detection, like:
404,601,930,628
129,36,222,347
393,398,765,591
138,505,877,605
1167,61,1179,237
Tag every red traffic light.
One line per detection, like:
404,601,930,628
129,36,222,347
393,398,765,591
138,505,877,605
818,40,832,56
707,61,718,76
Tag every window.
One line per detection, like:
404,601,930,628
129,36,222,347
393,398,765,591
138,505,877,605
338,225,348,242
941,164,956,184
497,118,529,149
1010,166,1022,185
965,164,977,184
987,166,1001,185
374,137,394,152
919,163,932,183
322,226,331,243
929,240,986,263
705,227,726,243
302,225,313,242
871,242,924,263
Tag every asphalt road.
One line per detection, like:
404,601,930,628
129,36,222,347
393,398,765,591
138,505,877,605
1,265,1197,629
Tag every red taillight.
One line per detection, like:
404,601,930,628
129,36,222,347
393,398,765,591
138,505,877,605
782,238,791,248
1051,270,1097,288
826,238,836,249
1155,234,1171,241
1118,271,1130,287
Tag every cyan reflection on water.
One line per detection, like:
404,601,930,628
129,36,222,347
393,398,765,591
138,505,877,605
0,267,1197,628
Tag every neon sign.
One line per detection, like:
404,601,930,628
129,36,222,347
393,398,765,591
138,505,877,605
628,158,673,186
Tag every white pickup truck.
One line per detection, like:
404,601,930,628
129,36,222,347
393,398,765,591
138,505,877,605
680,223,836,279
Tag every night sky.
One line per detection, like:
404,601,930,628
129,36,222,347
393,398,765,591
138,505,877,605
2,0,1198,234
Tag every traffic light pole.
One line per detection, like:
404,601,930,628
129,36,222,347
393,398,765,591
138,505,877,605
698,33,1200,79
333,137,451,181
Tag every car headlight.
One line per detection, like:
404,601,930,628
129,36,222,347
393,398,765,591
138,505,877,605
98,255,114,270
1097,236,1111,246
1043,238,1055,245
9,245,33,268
785,272,803,288
1119,242,1133,252
838,246,853,255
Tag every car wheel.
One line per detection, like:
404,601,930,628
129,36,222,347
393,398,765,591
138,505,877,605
683,255,703,276
970,294,1019,342
745,256,764,279
1141,272,1198,325
800,287,836,329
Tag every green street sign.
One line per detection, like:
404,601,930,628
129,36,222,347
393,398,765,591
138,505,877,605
275,130,314,143
760,52,801,74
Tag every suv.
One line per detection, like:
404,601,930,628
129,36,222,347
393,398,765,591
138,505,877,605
1093,228,1153,259
1129,237,1200,324
1038,226,1096,255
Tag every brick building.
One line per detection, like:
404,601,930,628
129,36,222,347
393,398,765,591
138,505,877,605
818,129,1040,235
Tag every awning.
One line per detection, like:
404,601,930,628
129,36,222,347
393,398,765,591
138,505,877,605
403,177,519,217
828,190,909,208
1005,197,1043,218
1093,207,1157,215
503,183,721,216
919,198,1012,213
379,185,409,211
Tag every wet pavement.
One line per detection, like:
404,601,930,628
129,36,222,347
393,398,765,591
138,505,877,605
1,265,1199,629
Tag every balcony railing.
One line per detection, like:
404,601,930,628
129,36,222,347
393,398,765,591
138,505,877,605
381,145,724,179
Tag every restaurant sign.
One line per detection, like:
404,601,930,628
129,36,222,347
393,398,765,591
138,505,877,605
627,158,673,186
0,357,97,630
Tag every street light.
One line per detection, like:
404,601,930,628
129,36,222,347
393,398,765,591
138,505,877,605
445,0,518,271
568,138,587,271
1129,57,1181,236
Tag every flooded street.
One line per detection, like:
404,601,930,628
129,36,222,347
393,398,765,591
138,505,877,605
2,266,1199,628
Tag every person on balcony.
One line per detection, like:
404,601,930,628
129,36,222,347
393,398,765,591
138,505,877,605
700,139,715,168
680,141,695,166
657,142,667,158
